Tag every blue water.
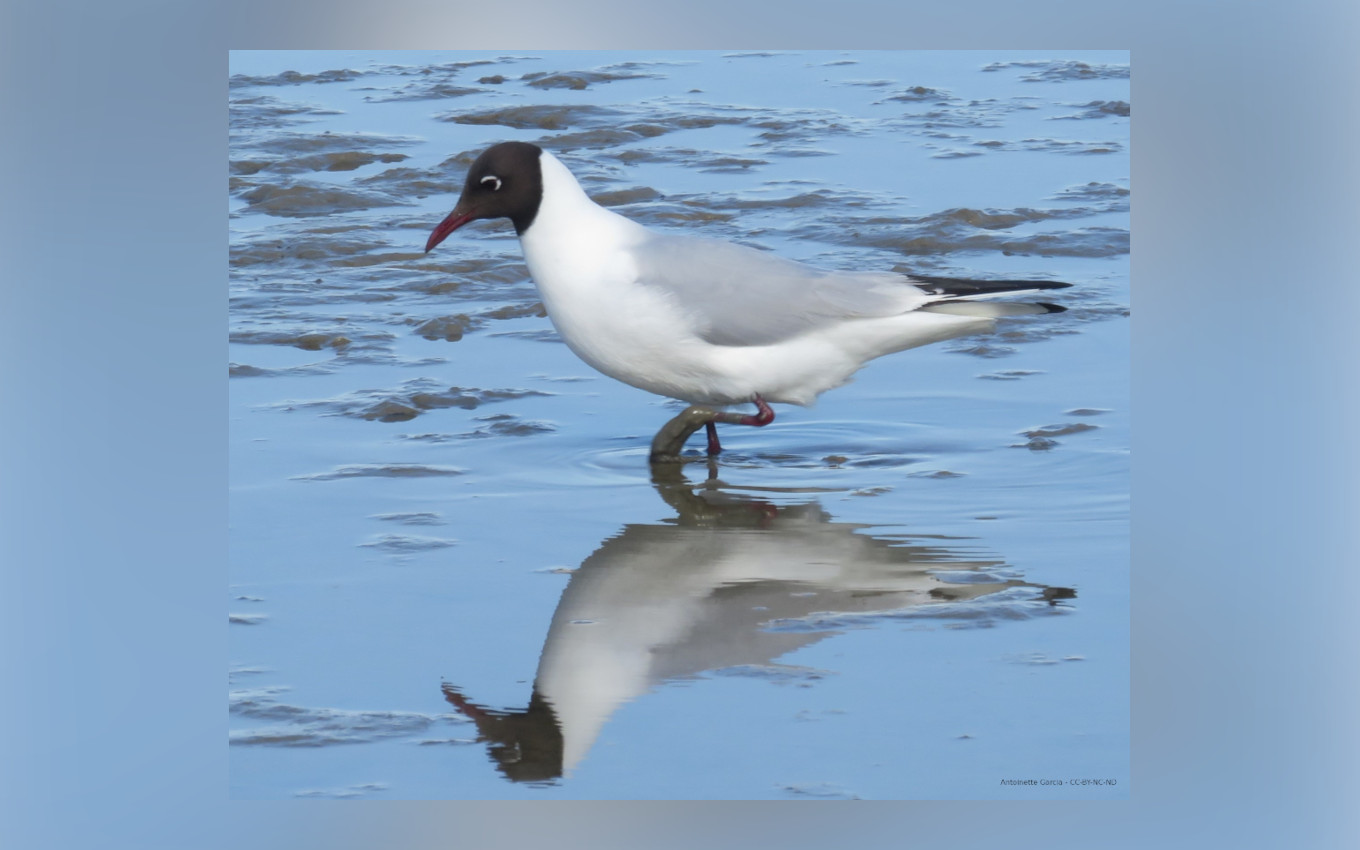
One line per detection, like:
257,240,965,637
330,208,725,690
229,49,1129,799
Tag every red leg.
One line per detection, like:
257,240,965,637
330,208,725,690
703,395,775,454
705,421,722,455
735,394,775,427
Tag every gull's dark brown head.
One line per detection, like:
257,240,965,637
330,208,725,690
424,141,545,252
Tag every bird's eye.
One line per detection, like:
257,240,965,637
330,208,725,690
480,175,502,191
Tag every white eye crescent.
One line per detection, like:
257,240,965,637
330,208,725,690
480,175,502,191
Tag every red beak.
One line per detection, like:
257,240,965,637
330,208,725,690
425,206,477,253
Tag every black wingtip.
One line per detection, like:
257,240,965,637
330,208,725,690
989,279,1071,291
908,273,1073,297
1037,302,1067,313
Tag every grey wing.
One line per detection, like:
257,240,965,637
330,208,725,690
631,233,933,346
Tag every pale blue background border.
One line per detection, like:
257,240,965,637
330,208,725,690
3,1,1358,847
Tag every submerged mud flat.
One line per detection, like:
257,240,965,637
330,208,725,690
229,50,1129,800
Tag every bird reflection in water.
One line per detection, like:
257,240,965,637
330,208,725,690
441,462,1075,784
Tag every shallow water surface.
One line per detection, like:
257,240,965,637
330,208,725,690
229,50,1129,800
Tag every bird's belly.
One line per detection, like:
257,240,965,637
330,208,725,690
537,282,724,402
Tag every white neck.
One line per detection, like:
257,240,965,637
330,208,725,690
535,151,596,213
517,151,648,292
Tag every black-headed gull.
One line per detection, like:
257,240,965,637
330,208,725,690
425,141,1069,461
